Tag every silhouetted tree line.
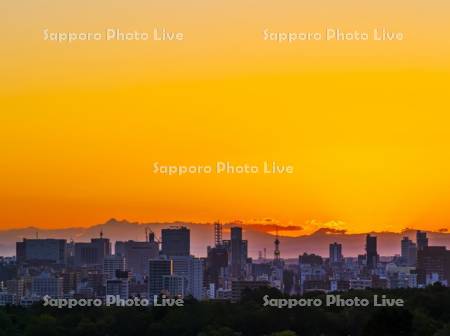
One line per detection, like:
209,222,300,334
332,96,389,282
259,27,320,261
1,284,450,336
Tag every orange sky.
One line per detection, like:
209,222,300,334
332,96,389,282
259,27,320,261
1,0,450,234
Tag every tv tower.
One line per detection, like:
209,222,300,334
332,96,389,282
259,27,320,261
274,225,281,262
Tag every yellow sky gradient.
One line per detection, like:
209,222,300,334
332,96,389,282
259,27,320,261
1,0,450,234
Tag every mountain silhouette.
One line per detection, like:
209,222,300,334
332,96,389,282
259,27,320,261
1,219,449,258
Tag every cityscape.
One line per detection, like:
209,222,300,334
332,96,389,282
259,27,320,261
0,223,449,306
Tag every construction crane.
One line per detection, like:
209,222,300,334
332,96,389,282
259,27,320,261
145,227,161,245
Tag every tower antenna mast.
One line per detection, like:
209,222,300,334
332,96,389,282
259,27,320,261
274,225,280,262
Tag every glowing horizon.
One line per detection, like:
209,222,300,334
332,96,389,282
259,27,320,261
1,1,450,234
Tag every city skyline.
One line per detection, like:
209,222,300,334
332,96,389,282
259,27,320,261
0,219,450,259
2,0,449,334
2,222,450,306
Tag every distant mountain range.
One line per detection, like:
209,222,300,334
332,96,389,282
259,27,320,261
1,219,450,258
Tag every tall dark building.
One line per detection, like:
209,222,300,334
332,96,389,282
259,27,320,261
417,230,429,251
329,242,343,264
223,227,248,278
401,237,417,266
205,245,228,286
148,258,173,298
417,246,450,286
365,234,379,270
231,227,243,276
15,242,25,265
161,227,190,257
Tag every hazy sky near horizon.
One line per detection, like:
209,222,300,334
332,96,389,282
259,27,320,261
1,0,450,234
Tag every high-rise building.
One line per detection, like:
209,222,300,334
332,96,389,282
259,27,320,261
401,237,412,260
205,245,228,287
298,253,326,294
171,256,204,300
329,243,343,264
74,237,111,267
417,231,429,251
16,239,66,265
223,227,248,278
15,242,25,265
401,237,417,266
103,255,127,283
161,227,190,257
417,246,450,286
148,258,173,299
115,236,159,277
365,235,379,270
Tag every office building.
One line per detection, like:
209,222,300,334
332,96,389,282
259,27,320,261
6,279,24,304
298,253,326,294
74,236,111,267
171,256,204,300
115,236,159,277
103,255,127,283
106,271,130,299
223,227,248,278
31,273,63,299
148,258,173,299
161,227,190,257
366,235,379,270
401,237,417,266
87,272,104,297
329,243,343,264
162,275,188,297
417,231,429,251
417,246,450,286
386,264,418,288
61,271,79,295
16,239,66,265
205,245,228,287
